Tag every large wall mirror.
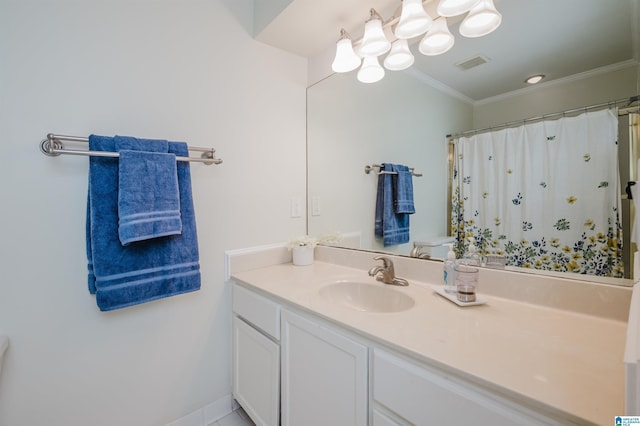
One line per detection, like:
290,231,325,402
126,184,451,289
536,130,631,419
307,0,640,286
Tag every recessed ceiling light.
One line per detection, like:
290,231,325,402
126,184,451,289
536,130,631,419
525,74,545,84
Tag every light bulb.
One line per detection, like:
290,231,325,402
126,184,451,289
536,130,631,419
331,31,362,73
357,56,385,83
384,39,415,71
395,0,433,39
359,10,391,56
459,0,502,38
437,0,481,17
419,17,454,56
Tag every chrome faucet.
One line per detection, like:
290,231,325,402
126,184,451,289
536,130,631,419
368,256,409,286
409,244,431,259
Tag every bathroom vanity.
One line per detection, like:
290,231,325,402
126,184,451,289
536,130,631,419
229,245,632,426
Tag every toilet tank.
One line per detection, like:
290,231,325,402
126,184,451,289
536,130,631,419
411,236,455,260
0,335,8,375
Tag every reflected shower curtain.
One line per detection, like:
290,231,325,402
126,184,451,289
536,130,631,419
451,108,623,277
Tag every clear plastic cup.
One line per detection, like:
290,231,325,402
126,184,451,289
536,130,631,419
455,263,479,302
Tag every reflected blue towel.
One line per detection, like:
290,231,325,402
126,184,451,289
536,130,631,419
374,163,412,247
394,165,415,214
115,136,182,245
87,135,201,311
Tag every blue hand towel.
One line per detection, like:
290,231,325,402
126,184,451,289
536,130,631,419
115,136,182,245
87,135,201,311
374,163,411,247
393,165,415,214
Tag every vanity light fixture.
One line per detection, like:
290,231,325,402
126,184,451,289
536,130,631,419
458,0,502,38
331,0,502,83
395,0,433,39
419,17,455,56
525,74,545,84
358,9,391,57
331,29,362,73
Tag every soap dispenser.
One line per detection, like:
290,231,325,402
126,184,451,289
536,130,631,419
463,238,482,266
443,243,456,294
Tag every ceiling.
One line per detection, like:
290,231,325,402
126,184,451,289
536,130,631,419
255,0,639,101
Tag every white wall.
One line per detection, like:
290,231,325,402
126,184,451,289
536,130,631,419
0,0,306,425
473,63,639,128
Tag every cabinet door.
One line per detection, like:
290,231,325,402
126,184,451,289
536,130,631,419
372,409,405,426
281,310,368,426
232,316,279,426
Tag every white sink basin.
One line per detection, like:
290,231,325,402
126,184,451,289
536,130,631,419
319,281,415,313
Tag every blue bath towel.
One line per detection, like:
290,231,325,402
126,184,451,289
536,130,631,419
87,134,201,311
374,163,412,247
115,136,182,245
393,165,415,214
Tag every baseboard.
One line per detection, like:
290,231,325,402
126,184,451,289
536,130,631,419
165,394,235,426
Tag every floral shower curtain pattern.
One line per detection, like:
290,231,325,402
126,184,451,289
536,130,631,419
451,108,623,277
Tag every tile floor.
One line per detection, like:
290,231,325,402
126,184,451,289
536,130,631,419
212,407,255,426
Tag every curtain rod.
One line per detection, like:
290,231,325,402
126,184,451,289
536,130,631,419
39,133,223,165
447,95,639,140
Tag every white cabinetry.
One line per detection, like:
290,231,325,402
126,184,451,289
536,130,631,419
232,282,571,426
372,408,404,426
232,285,280,426
372,349,563,426
281,309,368,426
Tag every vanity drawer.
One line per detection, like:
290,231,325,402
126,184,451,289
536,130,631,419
233,283,281,340
372,349,552,426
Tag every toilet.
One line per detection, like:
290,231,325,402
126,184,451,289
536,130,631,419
0,335,8,376
410,236,455,260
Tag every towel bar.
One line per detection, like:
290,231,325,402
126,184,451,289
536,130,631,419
365,164,422,177
40,133,222,165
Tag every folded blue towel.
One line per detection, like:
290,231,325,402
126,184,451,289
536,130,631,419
87,135,201,311
115,135,182,245
393,165,415,214
374,163,411,247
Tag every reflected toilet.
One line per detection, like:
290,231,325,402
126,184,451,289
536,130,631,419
410,236,455,260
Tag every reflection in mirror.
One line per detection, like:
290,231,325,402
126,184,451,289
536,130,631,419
307,2,640,286
450,107,637,280
307,71,472,256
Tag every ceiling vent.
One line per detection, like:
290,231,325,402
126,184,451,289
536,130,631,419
455,55,490,70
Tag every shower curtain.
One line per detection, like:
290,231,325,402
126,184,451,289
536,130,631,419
451,108,623,277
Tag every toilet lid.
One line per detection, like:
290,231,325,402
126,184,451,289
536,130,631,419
413,236,455,247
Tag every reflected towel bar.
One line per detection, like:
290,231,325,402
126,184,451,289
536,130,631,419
40,133,223,165
365,164,422,177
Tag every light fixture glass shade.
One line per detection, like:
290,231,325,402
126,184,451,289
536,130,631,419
384,39,415,71
419,17,454,56
395,0,433,39
357,56,385,83
459,0,502,38
436,0,481,17
359,15,391,56
332,37,362,73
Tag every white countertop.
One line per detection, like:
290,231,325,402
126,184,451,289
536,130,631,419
232,260,627,425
